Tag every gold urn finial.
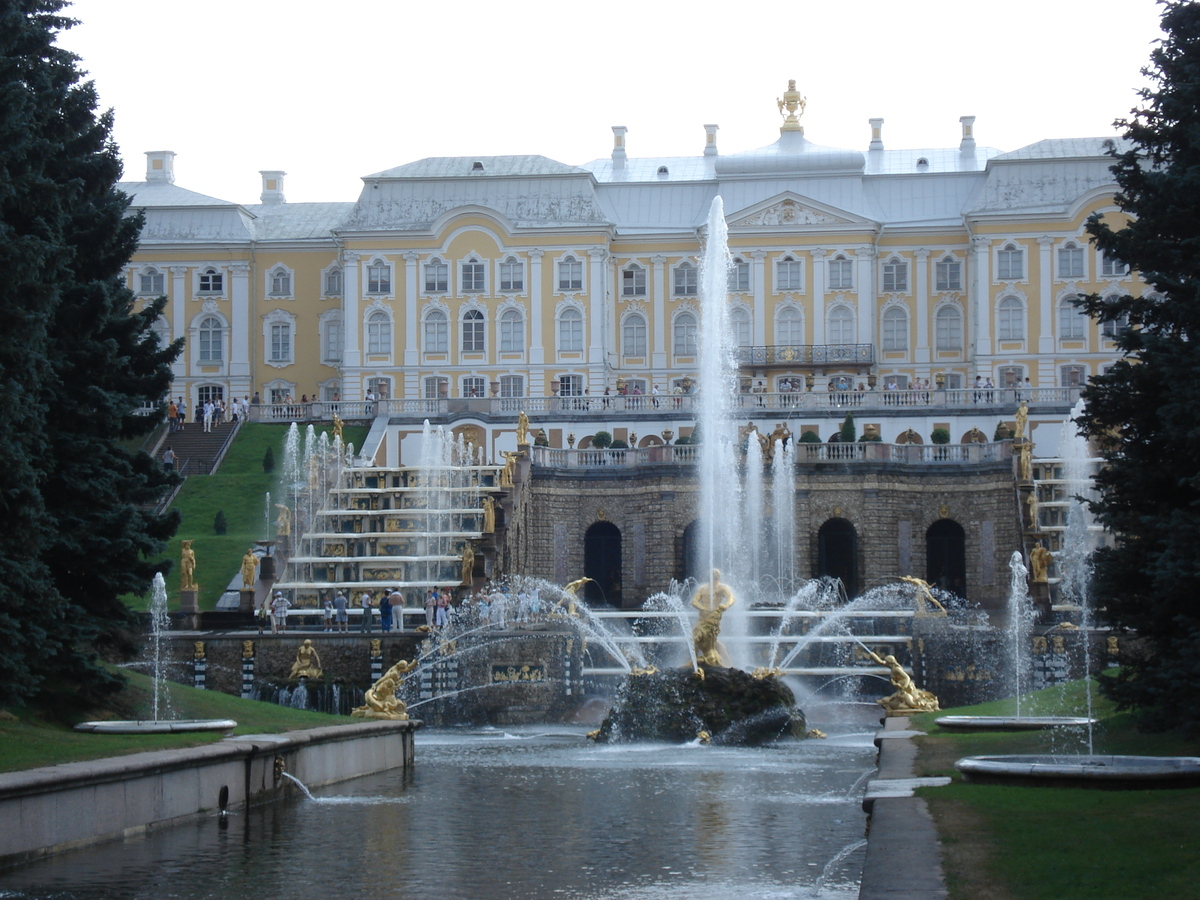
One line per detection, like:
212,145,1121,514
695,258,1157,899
777,79,806,134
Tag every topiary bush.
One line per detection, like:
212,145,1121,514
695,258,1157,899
931,427,951,445
213,510,227,535
263,445,275,473
840,414,856,443
592,430,613,449
610,439,629,450
799,430,820,443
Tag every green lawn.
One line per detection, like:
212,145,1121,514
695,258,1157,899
0,668,353,774
140,422,368,612
913,677,1200,900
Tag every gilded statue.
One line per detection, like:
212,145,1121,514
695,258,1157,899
777,79,806,131
242,640,254,659
1025,490,1040,530
898,575,947,616
352,659,418,720
288,639,323,680
240,549,259,589
866,648,940,713
516,410,530,446
691,569,736,668
180,540,197,590
1017,440,1033,482
332,413,344,442
193,641,206,660
275,503,292,537
554,577,593,617
461,544,475,586
1014,400,1029,441
499,452,517,488
1030,543,1052,583
482,495,496,533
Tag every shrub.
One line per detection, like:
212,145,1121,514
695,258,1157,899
840,414,856,443
213,510,227,535
592,430,613,449
610,439,629,450
263,446,275,473
799,430,820,443
994,420,1014,441
931,427,951,445
675,435,692,445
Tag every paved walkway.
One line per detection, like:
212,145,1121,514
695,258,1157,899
858,716,949,900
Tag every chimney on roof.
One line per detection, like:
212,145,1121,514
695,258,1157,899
869,118,884,151
260,170,286,205
145,151,176,184
611,126,627,168
959,116,976,154
703,124,719,157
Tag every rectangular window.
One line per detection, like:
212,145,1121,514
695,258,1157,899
882,260,908,292
139,270,164,294
622,317,647,357
997,247,1024,280
776,258,803,291
424,317,448,353
1100,253,1129,278
425,261,448,293
424,377,445,400
935,259,962,292
1058,246,1085,279
622,266,646,297
462,262,485,293
728,260,750,292
367,264,391,293
558,258,582,291
559,311,583,352
500,375,524,398
998,366,1024,388
500,313,524,352
199,270,223,293
1061,365,1086,387
367,378,391,400
323,319,343,364
499,260,523,292
270,324,291,363
559,374,583,397
462,376,486,398
674,264,697,296
828,258,853,290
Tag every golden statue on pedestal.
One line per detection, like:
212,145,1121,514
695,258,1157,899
180,540,197,590
1030,543,1052,583
691,569,736,668
275,503,292,537
554,577,593,617
240,549,259,588
352,659,419,720
517,410,530,446
866,648,940,713
898,575,947,616
288,639,323,680
332,413,344,442
482,495,496,533
461,544,475,586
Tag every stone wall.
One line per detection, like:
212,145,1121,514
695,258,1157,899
505,460,1021,611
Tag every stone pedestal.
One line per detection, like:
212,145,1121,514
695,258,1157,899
179,589,198,614
259,555,275,581
239,589,256,614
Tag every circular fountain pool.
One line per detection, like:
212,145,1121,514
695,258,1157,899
935,715,1096,731
955,753,1200,787
73,718,237,734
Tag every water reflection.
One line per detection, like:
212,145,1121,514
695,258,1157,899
0,720,877,900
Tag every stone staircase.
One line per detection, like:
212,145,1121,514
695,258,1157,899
158,420,238,476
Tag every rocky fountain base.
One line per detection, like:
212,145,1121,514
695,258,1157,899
591,664,806,745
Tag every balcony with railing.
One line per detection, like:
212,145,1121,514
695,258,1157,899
735,343,875,369
529,440,1013,469
245,387,1080,424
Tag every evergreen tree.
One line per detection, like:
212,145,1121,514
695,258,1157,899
1078,1,1200,734
0,1,181,705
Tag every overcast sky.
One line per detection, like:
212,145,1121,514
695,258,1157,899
59,0,1165,205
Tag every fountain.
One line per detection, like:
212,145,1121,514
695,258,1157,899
74,574,236,734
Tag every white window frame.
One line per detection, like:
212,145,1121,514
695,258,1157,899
774,306,801,346
1100,252,1129,279
776,255,803,292
882,257,908,293
622,263,647,297
499,307,525,353
622,313,647,358
827,305,855,344
462,376,486,399
934,304,963,351
499,256,524,292
197,266,224,294
673,261,698,296
319,310,343,365
462,308,485,354
558,306,584,352
138,267,165,295
499,374,524,398
732,307,753,346
881,306,908,351
366,308,392,355
1057,242,1085,280
558,255,583,292
268,265,292,297
263,308,296,367
997,296,1025,341
828,255,854,290
728,258,750,293
461,258,486,294
366,258,391,294
197,314,225,363
997,244,1024,281
424,258,449,293
935,256,962,292
1059,295,1086,340
673,312,698,356
324,265,343,297
423,308,449,354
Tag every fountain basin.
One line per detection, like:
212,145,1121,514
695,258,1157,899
936,715,1096,731
73,719,237,734
955,754,1200,787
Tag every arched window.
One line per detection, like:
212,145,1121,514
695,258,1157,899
828,254,853,290
324,266,343,296
424,258,448,293
881,306,908,351
674,262,697,296
728,257,750,292
461,257,485,293
558,255,583,291
499,256,524,292
462,309,485,353
776,307,802,345
828,306,855,344
268,320,292,364
138,267,164,295
935,256,962,292
882,257,908,292
998,296,1025,340
622,313,647,357
367,310,391,354
320,312,343,364
558,307,583,351
1059,296,1087,339
366,259,391,293
424,309,448,353
198,267,223,293
935,305,963,350
269,267,291,295
674,312,698,356
499,308,524,352
732,307,752,346
997,243,1024,280
198,315,223,362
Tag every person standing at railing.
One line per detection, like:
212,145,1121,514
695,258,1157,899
359,591,374,633
161,446,175,473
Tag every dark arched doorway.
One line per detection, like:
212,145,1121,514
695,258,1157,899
681,520,702,583
584,521,622,606
926,519,967,598
817,518,858,598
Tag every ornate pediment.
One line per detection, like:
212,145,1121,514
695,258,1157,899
727,193,868,229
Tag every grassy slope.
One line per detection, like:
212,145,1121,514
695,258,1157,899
0,668,353,774
912,677,1200,900
138,422,368,612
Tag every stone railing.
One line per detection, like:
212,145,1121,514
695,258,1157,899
530,441,1011,469
245,388,1079,424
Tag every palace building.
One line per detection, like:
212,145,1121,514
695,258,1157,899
123,84,1133,424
